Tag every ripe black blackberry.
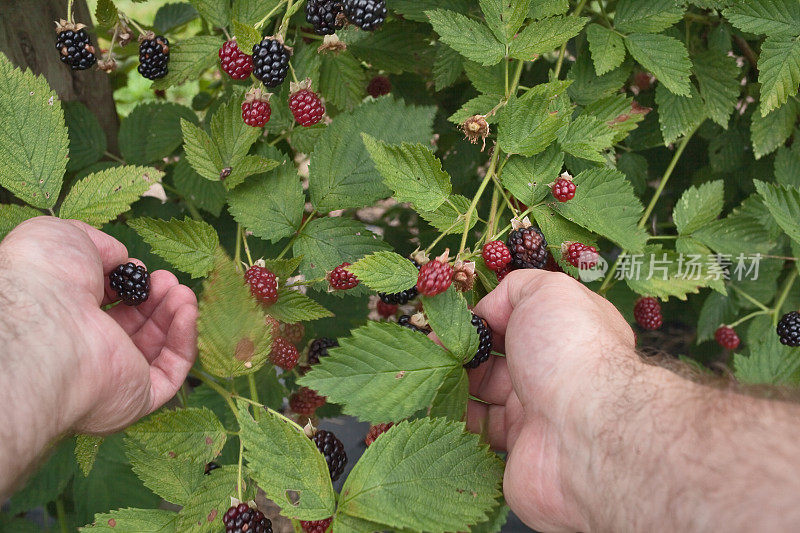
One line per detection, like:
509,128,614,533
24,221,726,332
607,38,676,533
343,0,387,31
777,311,800,347
398,315,430,334
223,503,272,533
306,0,343,35
55,21,97,70
252,37,291,87
507,226,548,269
109,262,151,306
378,260,420,304
308,337,339,365
138,33,170,80
464,314,493,369
312,430,347,481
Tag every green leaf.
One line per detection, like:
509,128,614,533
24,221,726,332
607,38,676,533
343,22,432,74
567,52,632,105
120,103,198,165
154,3,199,33
696,291,738,344
59,166,164,227
674,180,724,235
171,158,227,217
655,83,705,145
345,251,420,294
624,245,718,300
775,143,800,187
152,36,223,90
418,194,477,234
294,217,390,291
337,419,504,533
127,217,218,278
176,466,251,533
471,500,511,533
0,204,41,241
498,82,571,156
124,437,205,506
7,439,75,514
586,24,626,75
318,52,368,111
429,366,469,421
723,0,800,36
693,50,741,128
237,402,336,520
754,180,800,245
182,119,222,181
552,168,648,253
198,251,273,378
228,159,304,243
309,97,435,212
757,35,800,116
691,196,776,256
75,435,103,477
95,0,119,31
614,0,684,33
434,44,465,91
267,289,334,323
232,0,280,26
502,148,564,206
624,33,692,96
422,288,479,363
126,407,226,464
581,94,649,143
262,256,303,280
734,334,800,385
480,0,532,44
393,0,471,21
0,53,67,208
463,60,506,97
189,0,229,28
81,508,177,532
557,115,616,162
64,102,107,172
448,93,504,125
362,135,452,211
752,97,799,158
529,0,568,18
298,322,460,423
509,15,588,60
426,10,505,66
210,98,266,186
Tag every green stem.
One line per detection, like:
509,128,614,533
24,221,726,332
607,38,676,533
190,371,237,414
247,373,261,421
277,210,316,259
639,124,699,229
773,270,798,325
56,496,68,533
234,223,243,269
425,218,465,254
553,0,588,78
459,151,500,254
66,0,74,22
278,0,295,38
730,284,770,312
487,187,499,238
648,235,678,240
255,0,288,29
234,395,306,433
728,309,770,329
598,253,625,295
242,229,254,266
504,51,510,97
269,130,292,146
104,151,125,164
490,174,519,216
186,200,203,222
237,439,244,501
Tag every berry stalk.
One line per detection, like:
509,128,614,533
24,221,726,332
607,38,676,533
459,148,501,255
772,270,798,326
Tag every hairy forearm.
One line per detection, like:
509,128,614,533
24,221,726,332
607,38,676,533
567,356,800,532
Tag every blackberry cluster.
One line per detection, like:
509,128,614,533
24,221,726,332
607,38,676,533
464,314,493,369
223,503,272,533
777,311,800,347
306,0,343,35
398,315,430,334
252,38,291,87
343,0,387,31
55,27,97,70
507,226,548,269
138,35,170,80
109,262,151,306
308,337,339,365
378,260,419,304
312,430,347,481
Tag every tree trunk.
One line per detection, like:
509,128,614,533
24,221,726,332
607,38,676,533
0,0,120,152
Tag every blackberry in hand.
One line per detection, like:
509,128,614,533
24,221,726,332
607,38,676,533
223,503,272,533
343,0,387,31
252,37,291,88
398,314,430,334
306,0,343,35
55,21,97,70
308,337,338,365
312,429,347,481
138,33,170,80
464,314,493,369
109,262,150,306
777,311,800,347
507,226,548,270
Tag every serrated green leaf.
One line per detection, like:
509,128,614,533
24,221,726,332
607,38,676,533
529,0,568,18
182,119,222,181
318,52,368,111
267,289,334,323
693,50,741,129
0,204,41,240
309,97,435,212
557,114,616,162
586,24,626,75
80,508,177,532
75,435,103,477
176,466,250,533
624,245,716,300
198,251,273,377
498,82,571,156
625,33,692,96
189,0,229,28
237,403,336,520
362,135,451,211
552,168,648,253
614,0,684,33
124,437,205,506
0,53,67,209
758,35,800,116
429,366,469,421
754,180,800,246
210,98,264,182
752,97,799,158
776,142,800,187
735,333,800,385
696,291,738,343
230,22,262,53
59,166,163,227
481,0,532,44
154,3,199,33
262,256,304,280
126,407,226,464
502,146,564,205
120,103,198,165
343,22,432,74
232,0,280,26
95,0,119,30
426,10,505,66
434,44,465,91
422,288,479,362
691,196,776,256
567,52,632,105
448,93,504,125
64,102,107,172
418,195,476,234
509,15,587,60
127,217,218,278
723,0,800,36
674,180,724,235
152,36,223,90
464,60,506,96
655,83,705,145
171,158,227,217
298,322,459,423
345,251,419,293
337,419,504,533
582,94,649,143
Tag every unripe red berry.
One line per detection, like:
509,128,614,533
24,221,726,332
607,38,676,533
634,297,663,330
367,75,391,97
365,423,393,446
417,257,454,296
482,240,512,272
301,517,333,533
219,39,254,80
561,242,599,269
289,79,325,126
376,299,398,319
327,262,359,290
245,265,279,305
289,387,326,416
241,88,272,127
270,337,299,370
715,326,740,350
552,172,576,202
